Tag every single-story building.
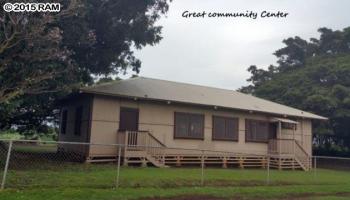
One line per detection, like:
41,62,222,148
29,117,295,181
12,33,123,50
58,77,327,170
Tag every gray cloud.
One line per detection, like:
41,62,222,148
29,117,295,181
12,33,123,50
134,0,350,90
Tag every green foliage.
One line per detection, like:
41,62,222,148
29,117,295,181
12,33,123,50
0,0,170,134
0,129,57,141
241,27,350,155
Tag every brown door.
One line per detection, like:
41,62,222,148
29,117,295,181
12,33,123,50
119,107,139,131
119,107,139,146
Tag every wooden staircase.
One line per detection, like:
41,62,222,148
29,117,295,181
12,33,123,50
268,139,311,171
269,156,303,170
114,131,311,171
117,130,168,168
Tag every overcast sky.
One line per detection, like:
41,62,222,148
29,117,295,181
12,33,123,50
133,0,350,90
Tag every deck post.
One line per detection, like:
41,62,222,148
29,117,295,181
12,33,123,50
176,156,181,167
201,150,204,186
278,121,282,170
1,140,13,190
262,157,266,169
141,157,147,167
123,158,128,167
239,157,244,169
222,157,227,168
293,126,296,171
123,131,129,166
293,126,296,156
115,146,122,188
124,131,128,152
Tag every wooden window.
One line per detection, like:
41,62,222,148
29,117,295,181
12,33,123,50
282,122,296,130
60,110,68,135
212,116,238,141
74,106,83,136
174,112,204,139
245,119,273,143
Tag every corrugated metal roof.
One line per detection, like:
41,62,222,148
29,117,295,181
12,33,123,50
81,77,327,120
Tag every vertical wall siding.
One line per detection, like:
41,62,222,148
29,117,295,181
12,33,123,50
58,95,92,155
88,95,313,156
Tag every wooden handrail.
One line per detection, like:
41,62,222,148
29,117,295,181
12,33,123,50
268,138,311,170
295,140,311,157
147,132,166,147
117,130,166,147
275,138,294,141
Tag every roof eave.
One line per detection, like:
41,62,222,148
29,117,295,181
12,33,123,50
80,89,328,121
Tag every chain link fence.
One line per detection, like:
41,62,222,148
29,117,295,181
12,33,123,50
314,156,350,171
1,139,350,190
0,140,122,189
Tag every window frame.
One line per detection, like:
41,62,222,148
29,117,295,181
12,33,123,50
119,107,139,131
212,115,239,142
74,106,83,136
245,119,271,143
174,112,205,140
281,122,296,130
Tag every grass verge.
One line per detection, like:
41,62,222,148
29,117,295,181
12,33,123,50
1,167,350,199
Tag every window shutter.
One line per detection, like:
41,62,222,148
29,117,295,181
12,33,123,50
175,113,189,138
175,112,204,139
190,114,204,138
213,116,238,141
245,119,270,142
213,116,225,139
61,110,68,135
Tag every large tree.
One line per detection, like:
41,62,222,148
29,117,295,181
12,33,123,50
0,0,80,103
0,0,170,134
241,27,350,156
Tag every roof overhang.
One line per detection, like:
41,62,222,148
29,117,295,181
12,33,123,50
78,76,328,121
81,89,328,120
270,117,299,124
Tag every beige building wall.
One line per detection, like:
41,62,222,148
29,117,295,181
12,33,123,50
88,95,313,156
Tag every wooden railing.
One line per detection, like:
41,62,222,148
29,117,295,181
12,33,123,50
294,140,311,170
268,139,311,170
145,132,166,164
268,139,295,155
117,130,166,164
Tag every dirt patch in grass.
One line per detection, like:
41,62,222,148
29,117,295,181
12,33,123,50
204,180,294,187
142,192,350,200
127,179,300,188
279,192,350,200
141,195,228,200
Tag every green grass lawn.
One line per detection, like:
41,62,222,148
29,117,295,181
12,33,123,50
12,144,57,153
0,131,56,141
1,165,350,200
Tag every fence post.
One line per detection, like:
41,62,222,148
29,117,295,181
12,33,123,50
1,140,13,190
201,150,204,186
313,156,317,180
115,146,122,189
266,155,270,185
